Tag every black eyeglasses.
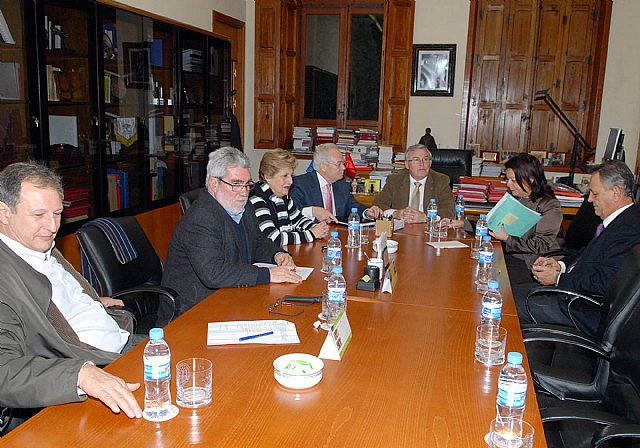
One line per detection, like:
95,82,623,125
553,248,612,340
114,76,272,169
216,177,255,192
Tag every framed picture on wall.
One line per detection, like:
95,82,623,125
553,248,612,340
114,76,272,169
123,42,151,89
411,44,456,97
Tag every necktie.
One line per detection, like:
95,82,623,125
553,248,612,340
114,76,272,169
325,183,333,213
594,223,605,238
410,182,421,210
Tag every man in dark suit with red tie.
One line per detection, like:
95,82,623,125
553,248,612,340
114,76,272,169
290,143,382,222
516,161,640,335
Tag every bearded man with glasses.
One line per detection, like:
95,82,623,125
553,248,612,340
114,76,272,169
372,144,455,224
159,147,302,323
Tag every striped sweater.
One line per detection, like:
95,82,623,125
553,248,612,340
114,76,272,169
249,181,316,246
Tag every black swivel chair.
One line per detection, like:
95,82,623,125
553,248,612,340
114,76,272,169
523,244,640,400
76,217,178,332
429,148,474,187
179,188,203,214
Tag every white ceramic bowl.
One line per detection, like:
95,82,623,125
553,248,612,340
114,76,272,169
387,240,399,253
273,353,324,389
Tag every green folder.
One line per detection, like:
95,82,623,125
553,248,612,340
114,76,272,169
486,193,541,238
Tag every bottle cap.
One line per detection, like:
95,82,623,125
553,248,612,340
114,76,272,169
331,231,338,237
458,194,464,200
149,327,164,340
480,214,487,219
507,352,523,365
430,198,436,203
488,280,499,290
332,266,343,274
483,236,491,242
351,207,357,212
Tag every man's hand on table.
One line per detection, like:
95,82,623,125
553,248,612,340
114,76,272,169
78,363,142,418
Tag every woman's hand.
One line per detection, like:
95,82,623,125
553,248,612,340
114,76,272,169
489,224,509,241
311,221,329,239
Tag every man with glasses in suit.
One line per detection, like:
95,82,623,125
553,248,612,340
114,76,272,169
373,144,455,223
160,147,301,323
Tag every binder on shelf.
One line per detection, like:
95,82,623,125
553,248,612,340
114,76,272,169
486,192,541,238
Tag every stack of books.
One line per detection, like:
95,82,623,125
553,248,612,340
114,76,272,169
219,122,232,147
62,187,90,224
377,145,394,170
480,162,503,177
292,127,313,154
315,127,335,145
182,49,203,73
455,176,491,203
336,129,356,153
353,129,379,168
472,156,483,176
487,180,508,202
106,169,129,211
550,183,584,207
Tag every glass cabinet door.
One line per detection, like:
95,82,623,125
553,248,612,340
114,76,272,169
42,0,97,225
179,29,207,190
0,0,35,170
208,38,231,149
143,17,178,203
99,6,146,213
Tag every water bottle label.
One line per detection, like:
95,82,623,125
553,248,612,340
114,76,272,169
476,226,488,237
479,252,493,264
144,355,171,380
497,381,527,408
455,205,464,214
348,222,359,231
328,248,341,259
481,303,502,319
327,287,345,303
427,210,437,219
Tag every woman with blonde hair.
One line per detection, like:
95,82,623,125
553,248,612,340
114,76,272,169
250,149,329,245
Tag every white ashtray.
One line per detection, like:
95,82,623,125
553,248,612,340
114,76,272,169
273,353,324,389
373,239,399,254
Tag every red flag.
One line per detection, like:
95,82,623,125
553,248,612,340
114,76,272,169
344,152,357,179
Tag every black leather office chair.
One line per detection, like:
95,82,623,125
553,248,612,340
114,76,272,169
76,217,178,332
523,244,640,402
179,188,203,214
531,259,640,447
429,148,474,187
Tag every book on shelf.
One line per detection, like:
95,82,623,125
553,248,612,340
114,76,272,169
0,8,15,44
0,62,23,100
107,168,129,210
486,192,542,238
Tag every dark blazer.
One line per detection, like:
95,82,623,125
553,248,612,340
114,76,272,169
0,240,118,409
290,171,367,220
559,203,640,296
372,169,456,218
160,190,285,321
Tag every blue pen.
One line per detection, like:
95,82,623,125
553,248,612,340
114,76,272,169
239,331,274,342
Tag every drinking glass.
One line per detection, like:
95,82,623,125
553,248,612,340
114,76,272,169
475,324,507,366
176,358,213,408
488,417,534,448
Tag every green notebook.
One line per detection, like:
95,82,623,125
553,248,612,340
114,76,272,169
486,193,541,237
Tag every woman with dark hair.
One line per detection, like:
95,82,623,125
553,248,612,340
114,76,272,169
250,149,329,246
489,153,562,265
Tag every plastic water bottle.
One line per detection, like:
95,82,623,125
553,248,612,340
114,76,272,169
327,266,347,322
455,194,465,221
471,214,488,259
476,235,494,293
327,231,342,268
425,198,438,234
346,207,360,248
481,280,502,326
143,327,173,420
496,352,528,419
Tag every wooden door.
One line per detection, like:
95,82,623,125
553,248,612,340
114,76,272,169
464,0,607,162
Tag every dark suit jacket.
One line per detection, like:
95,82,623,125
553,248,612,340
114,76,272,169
0,240,118,409
559,203,640,296
290,171,367,220
372,169,456,218
160,190,285,321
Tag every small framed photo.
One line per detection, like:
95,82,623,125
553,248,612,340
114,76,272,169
123,42,151,89
481,151,499,162
364,178,381,193
411,44,456,97
548,152,566,166
530,150,546,163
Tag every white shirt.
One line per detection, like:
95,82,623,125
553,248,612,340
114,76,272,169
0,234,129,353
302,172,335,219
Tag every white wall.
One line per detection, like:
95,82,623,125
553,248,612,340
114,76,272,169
117,0,245,31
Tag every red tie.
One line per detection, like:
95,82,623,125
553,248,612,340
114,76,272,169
325,184,333,213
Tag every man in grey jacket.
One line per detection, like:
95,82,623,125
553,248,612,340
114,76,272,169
0,162,141,424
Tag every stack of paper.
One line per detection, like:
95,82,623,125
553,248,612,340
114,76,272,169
551,183,584,207
293,127,313,154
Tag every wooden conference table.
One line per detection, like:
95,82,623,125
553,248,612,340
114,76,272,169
4,224,547,447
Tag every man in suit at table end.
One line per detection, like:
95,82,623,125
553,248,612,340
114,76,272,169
159,147,301,323
372,144,455,223
289,143,383,222
517,160,640,336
